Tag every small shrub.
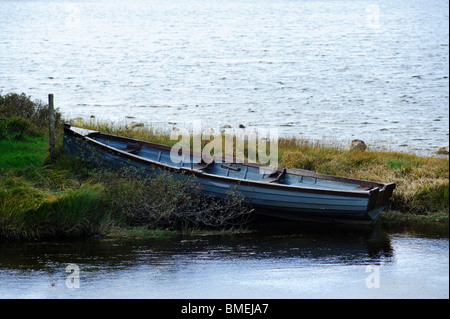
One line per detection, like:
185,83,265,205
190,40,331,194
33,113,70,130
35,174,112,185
89,168,252,231
0,92,62,133
5,117,30,139
0,92,37,119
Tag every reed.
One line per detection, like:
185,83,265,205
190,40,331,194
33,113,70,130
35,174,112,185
69,118,176,147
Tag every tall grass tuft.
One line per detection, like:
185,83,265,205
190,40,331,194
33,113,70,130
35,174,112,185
0,173,107,239
69,118,176,147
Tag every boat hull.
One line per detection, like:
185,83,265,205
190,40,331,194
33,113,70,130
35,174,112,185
192,177,378,225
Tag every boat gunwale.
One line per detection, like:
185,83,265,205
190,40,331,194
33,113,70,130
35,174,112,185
64,125,394,201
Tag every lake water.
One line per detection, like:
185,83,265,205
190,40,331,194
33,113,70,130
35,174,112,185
0,221,448,299
0,0,448,155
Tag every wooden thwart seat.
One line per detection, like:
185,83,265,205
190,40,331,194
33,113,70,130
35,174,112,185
121,141,142,154
193,158,215,170
261,168,286,183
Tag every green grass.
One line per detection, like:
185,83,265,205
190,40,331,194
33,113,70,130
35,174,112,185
104,225,177,239
0,136,48,170
0,172,108,239
380,209,449,225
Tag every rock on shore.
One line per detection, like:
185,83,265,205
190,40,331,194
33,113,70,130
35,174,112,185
345,139,367,151
435,145,449,155
129,122,144,129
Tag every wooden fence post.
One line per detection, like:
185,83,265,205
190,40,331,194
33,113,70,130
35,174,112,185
48,94,55,158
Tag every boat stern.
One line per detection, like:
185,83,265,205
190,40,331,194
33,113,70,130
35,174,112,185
366,182,396,222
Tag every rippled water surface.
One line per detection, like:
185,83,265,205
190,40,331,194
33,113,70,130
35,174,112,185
0,0,448,154
0,222,448,299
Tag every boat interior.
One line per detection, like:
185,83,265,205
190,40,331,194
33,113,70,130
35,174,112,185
89,134,368,192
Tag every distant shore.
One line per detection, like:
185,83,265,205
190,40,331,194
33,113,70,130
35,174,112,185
1,93,448,240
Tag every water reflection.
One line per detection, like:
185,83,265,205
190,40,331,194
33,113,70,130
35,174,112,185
0,222,395,272
0,221,448,298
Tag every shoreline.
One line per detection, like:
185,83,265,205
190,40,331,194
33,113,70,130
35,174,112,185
1,94,448,240
71,116,443,157
1,128,447,241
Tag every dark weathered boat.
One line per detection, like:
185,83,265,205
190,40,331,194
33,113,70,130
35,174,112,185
63,124,396,225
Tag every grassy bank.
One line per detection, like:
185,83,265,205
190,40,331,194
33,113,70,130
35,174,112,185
0,135,250,239
1,95,251,239
75,118,449,225
1,93,448,239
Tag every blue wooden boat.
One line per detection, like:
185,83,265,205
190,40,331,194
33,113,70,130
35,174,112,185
63,124,396,225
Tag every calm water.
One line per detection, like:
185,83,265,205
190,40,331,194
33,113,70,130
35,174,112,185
0,0,448,154
0,222,448,299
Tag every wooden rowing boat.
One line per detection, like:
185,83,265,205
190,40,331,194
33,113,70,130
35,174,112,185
63,124,395,225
